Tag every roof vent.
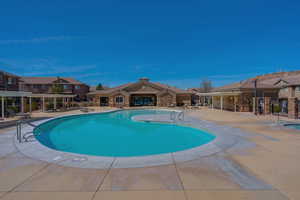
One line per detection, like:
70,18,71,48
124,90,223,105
139,77,150,82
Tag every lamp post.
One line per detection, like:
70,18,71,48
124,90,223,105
254,79,258,115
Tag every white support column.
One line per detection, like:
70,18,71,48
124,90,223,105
29,97,32,113
54,97,57,110
42,96,45,112
220,96,224,111
21,96,24,113
253,97,256,114
1,96,4,119
211,96,214,109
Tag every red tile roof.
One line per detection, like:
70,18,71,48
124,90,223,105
88,79,191,95
212,70,300,92
21,77,86,85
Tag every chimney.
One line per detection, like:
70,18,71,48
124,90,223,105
139,77,150,82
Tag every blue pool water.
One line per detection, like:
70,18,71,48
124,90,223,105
34,110,216,157
286,124,300,130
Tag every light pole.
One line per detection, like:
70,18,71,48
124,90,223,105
254,79,258,115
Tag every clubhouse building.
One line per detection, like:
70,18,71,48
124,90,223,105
88,78,192,107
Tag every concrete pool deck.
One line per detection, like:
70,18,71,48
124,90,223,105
0,107,299,199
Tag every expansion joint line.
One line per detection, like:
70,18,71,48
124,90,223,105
0,162,52,199
91,157,116,200
171,153,189,200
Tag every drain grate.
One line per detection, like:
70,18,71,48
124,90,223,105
71,157,88,162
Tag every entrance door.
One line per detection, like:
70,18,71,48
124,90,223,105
100,97,109,106
279,99,288,114
258,98,264,114
130,95,157,106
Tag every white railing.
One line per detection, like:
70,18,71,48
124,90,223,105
170,111,185,122
16,120,36,143
177,111,184,121
16,121,22,143
170,111,176,121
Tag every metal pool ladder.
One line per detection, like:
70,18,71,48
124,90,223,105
170,111,185,122
177,111,185,121
170,111,176,121
16,120,36,143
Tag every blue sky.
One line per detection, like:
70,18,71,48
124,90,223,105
0,0,299,88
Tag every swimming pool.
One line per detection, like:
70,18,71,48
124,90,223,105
34,110,216,157
285,124,300,130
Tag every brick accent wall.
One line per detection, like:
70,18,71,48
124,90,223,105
288,97,299,119
264,97,271,114
158,93,176,107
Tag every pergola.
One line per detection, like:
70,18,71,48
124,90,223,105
29,93,76,112
0,91,76,118
196,91,242,111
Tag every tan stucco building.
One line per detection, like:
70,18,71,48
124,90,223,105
276,73,300,119
194,71,300,119
88,78,192,107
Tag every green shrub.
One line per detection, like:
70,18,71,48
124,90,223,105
51,84,64,93
32,101,38,110
7,106,18,113
273,104,281,113
47,103,54,110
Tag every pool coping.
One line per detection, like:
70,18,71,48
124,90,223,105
14,109,255,169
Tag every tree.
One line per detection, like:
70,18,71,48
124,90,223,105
51,84,64,93
96,83,104,90
200,79,213,93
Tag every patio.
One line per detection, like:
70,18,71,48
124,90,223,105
0,91,76,120
0,108,299,200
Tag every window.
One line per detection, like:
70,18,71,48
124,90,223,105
115,96,124,104
33,84,41,89
280,87,288,92
7,77,13,85
75,85,80,89
0,74,3,81
296,86,300,91
63,85,68,89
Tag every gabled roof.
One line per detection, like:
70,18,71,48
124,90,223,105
89,85,110,92
212,70,300,92
21,77,86,85
273,78,289,86
273,74,300,87
0,70,20,78
211,82,243,92
151,82,190,94
212,80,280,92
88,78,191,95
88,83,133,95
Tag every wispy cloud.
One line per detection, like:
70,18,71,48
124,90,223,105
22,65,97,76
0,36,81,45
0,58,97,78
